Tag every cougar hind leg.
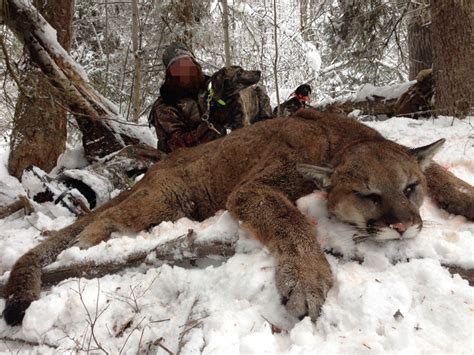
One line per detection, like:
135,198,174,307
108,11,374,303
3,170,195,325
425,162,474,220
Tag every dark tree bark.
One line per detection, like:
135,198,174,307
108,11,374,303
221,0,231,66
8,0,74,179
431,0,473,117
407,1,431,80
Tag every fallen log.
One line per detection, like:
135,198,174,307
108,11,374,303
57,144,166,209
321,69,434,118
18,144,165,214
0,195,34,219
0,230,237,298
0,230,471,299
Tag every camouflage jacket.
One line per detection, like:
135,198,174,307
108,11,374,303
149,96,223,153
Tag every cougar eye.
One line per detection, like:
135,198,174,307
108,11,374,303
354,191,382,204
404,182,419,197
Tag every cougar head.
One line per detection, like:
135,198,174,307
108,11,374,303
297,139,445,242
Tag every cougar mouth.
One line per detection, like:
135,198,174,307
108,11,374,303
352,221,423,243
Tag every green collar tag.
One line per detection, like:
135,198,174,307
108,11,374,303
207,82,226,108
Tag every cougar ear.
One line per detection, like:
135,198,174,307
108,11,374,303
296,163,333,190
410,138,446,170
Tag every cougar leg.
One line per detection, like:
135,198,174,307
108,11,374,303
3,170,194,325
226,161,333,321
425,162,474,220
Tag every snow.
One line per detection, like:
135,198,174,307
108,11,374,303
304,42,321,74
355,81,415,102
318,80,416,108
0,116,473,354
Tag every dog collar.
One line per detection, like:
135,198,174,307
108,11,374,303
207,82,226,109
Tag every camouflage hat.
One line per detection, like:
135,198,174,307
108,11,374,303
162,42,193,68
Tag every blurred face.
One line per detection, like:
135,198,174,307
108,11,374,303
167,56,203,89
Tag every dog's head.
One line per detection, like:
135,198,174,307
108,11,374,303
209,66,261,100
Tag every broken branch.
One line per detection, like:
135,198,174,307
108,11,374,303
0,230,471,299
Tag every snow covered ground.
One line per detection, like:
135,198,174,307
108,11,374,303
0,116,473,354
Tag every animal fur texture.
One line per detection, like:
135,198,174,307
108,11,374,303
3,109,473,325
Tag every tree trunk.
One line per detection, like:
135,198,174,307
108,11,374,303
407,0,431,80
2,0,154,160
272,0,280,114
172,0,195,50
300,0,317,43
131,0,142,122
221,0,231,66
8,0,73,179
431,0,473,117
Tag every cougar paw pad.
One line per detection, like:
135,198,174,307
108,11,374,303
3,300,31,326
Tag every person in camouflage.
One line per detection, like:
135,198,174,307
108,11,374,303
149,43,222,153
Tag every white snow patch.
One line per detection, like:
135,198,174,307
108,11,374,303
0,116,473,354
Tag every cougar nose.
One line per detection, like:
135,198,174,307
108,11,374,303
389,222,412,235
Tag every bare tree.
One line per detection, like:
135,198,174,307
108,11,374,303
272,0,280,113
408,0,431,80
299,0,318,43
221,0,231,66
131,0,142,122
170,0,195,50
431,0,473,116
7,0,74,179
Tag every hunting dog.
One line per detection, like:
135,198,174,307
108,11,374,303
196,65,273,130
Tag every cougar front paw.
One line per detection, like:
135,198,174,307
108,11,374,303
276,253,333,321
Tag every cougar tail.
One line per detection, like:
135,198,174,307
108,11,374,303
425,162,474,220
2,215,93,325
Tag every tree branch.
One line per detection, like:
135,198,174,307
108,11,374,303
0,195,34,219
1,229,472,299
0,230,237,298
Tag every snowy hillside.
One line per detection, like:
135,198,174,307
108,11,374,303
0,116,473,354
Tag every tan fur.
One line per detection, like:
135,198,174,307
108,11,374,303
3,109,473,325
